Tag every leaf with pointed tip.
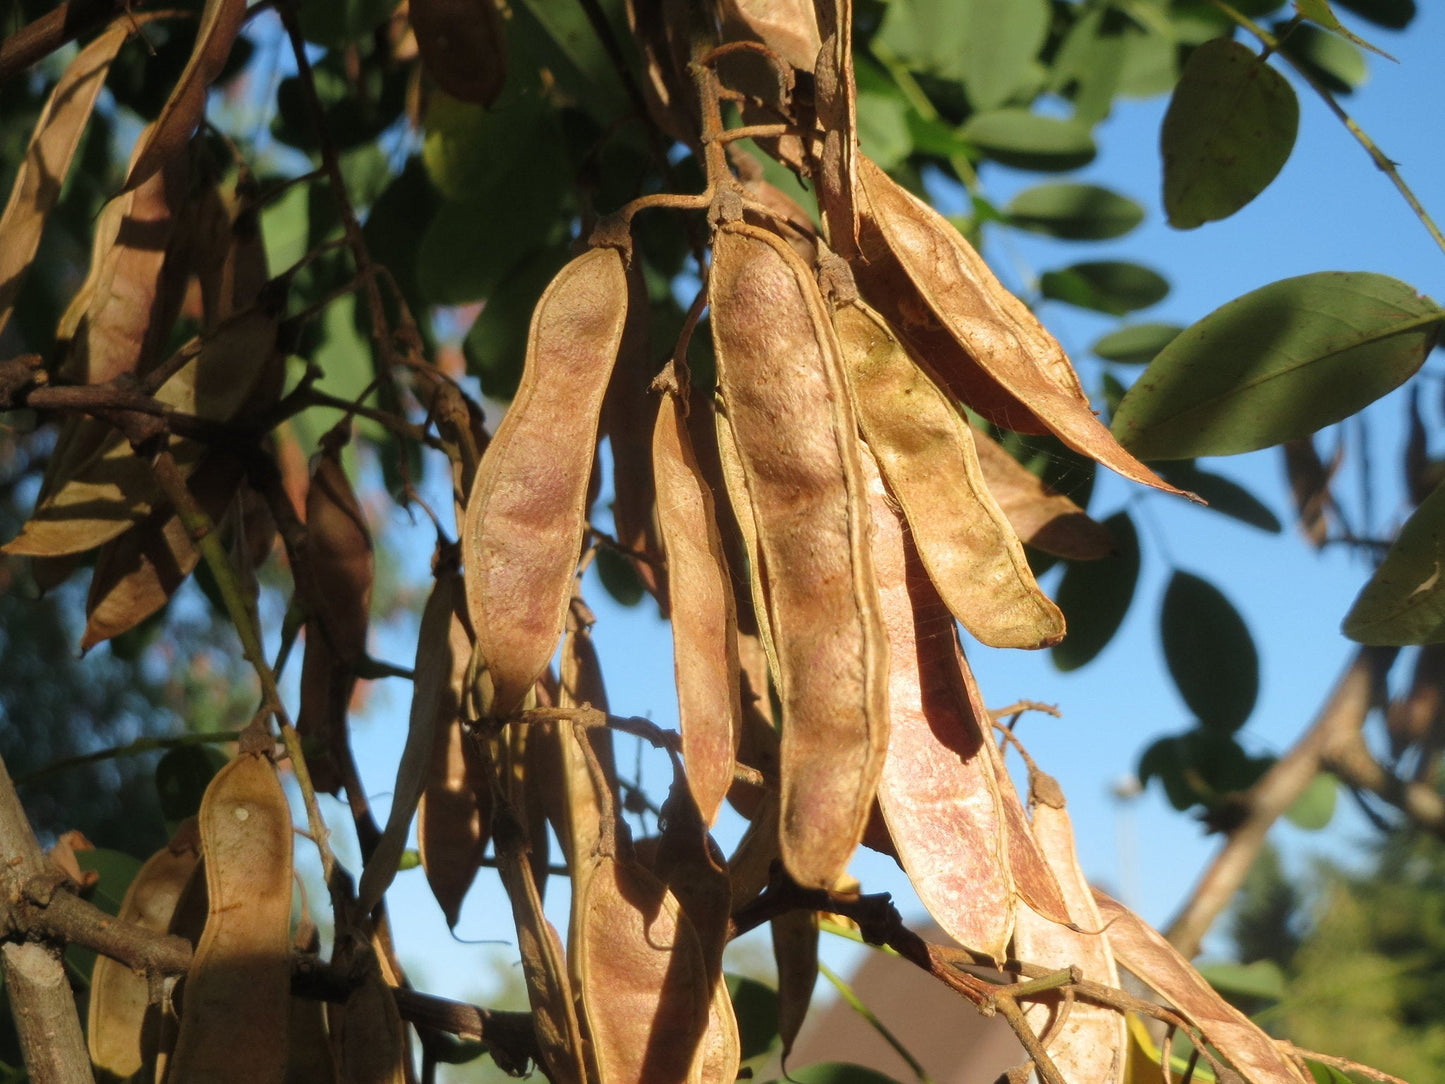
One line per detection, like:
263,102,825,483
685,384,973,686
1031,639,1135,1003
1153,461,1282,533
1113,272,1441,459
1344,480,1445,644
1295,0,1396,58
1006,183,1144,240
1162,571,1258,731
962,109,1097,172
1041,261,1169,316
1092,322,1183,366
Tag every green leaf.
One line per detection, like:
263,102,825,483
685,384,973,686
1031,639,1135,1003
1052,511,1139,670
1343,480,1445,644
1278,22,1369,94
1285,771,1338,829
1005,183,1144,240
595,545,645,607
1198,959,1288,1003
875,0,1050,110
1306,1061,1356,1084
856,88,912,171
1153,461,1283,532
1332,0,1415,29
76,849,144,917
297,0,395,48
462,245,571,399
1092,322,1183,366
1162,571,1259,731
155,744,227,825
513,0,629,123
1040,261,1168,315
1294,0,1397,59
1111,272,1442,459
1162,38,1299,229
768,1065,906,1084
1139,728,1273,810
726,974,781,1064
961,109,1096,171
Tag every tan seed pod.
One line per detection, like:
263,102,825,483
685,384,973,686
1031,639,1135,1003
410,0,507,106
861,444,1015,961
812,0,860,258
330,962,408,1084
578,853,712,1083
167,749,293,1084
417,713,489,928
654,383,742,825
772,908,819,1063
837,298,1063,649
88,821,200,1080
971,429,1115,561
855,156,1183,498
464,245,630,718
1011,778,1125,1084
709,219,888,891
718,0,821,71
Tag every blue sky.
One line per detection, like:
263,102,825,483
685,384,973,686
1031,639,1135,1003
329,0,1445,1059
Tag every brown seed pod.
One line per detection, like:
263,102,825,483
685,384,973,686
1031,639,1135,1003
854,156,1183,498
772,908,819,1063
837,298,1063,649
1012,778,1126,1084
167,749,293,1084
417,713,489,928
861,444,1015,961
87,821,200,1080
709,219,888,891
409,0,507,106
464,245,630,718
971,429,1115,561
653,383,742,825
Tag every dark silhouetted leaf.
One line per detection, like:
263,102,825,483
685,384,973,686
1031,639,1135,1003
1333,0,1414,28
1052,511,1139,670
962,109,1096,171
1092,322,1183,366
595,545,645,608
1344,480,1445,644
1040,261,1168,315
1112,272,1442,459
1154,461,1282,532
1006,183,1144,240
1139,728,1272,811
1162,571,1259,731
1278,21,1368,94
1161,38,1299,229
156,745,227,825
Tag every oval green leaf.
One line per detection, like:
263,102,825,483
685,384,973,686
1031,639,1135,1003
1344,479,1445,644
1005,183,1144,240
876,0,1050,110
726,974,781,1065
1112,272,1442,459
1092,322,1183,366
1284,770,1338,830
1052,511,1139,671
1197,959,1287,1003
1161,38,1299,229
961,109,1097,172
1040,261,1169,315
1280,23,1368,94
1162,571,1259,731
1153,461,1283,532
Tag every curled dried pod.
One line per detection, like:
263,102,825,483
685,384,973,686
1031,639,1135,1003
464,244,630,718
167,749,293,1083
709,219,888,891
835,297,1063,648
410,0,507,106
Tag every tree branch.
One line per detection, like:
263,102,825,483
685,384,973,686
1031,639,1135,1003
1323,727,1445,840
1164,646,1396,959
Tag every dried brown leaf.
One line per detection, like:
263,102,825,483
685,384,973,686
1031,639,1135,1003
839,298,1064,648
464,245,629,718
862,443,1015,960
168,750,293,1084
1095,892,1310,1084
410,0,507,105
709,220,887,890
654,387,741,824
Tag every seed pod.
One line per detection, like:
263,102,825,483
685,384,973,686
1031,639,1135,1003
410,0,507,106
1012,778,1125,1084
358,563,467,916
654,383,741,824
855,156,1182,497
88,821,200,1080
837,298,1063,648
862,444,1014,961
330,963,408,1084
285,925,339,1084
464,245,630,718
417,713,489,928
972,429,1115,561
772,909,819,1063
168,749,293,1084
709,220,888,890
578,853,712,1083
812,0,859,258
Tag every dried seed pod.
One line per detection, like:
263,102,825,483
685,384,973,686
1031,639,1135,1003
855,156,1182,497
718,0,821,71
0,21,132,339
709,220,888,890
409,0,507,105
285,925,340,1084
837,298,1063,648
654,383,742,824
578,854,712,1083
330,961,408,1084
772,909,819,1063
464,245,630,718
861,444,1014,961
812,0,859,258
88,821,200,1080
358,563,468,916
417,714,489,928
126,0,248,190
971,429,1114,561
1011,777,1125,1084
168,749,293,1084
298,442,375,796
